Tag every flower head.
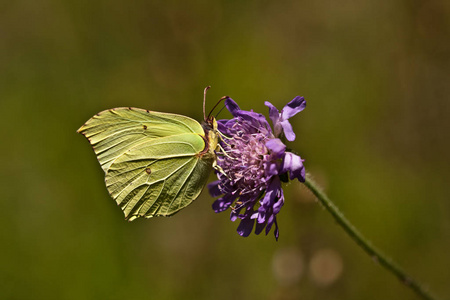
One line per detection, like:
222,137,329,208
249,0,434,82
208,96,306,240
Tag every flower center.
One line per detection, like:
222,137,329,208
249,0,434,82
217,119,271,197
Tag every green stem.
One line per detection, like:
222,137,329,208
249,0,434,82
303,174,438,300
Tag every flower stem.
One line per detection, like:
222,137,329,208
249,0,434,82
303,174,438,300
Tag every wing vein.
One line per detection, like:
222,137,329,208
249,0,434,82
164,158,199,215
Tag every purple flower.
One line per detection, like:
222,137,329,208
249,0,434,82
265,96,306,141
208,96,306,240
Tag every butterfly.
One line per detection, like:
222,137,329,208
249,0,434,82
78,87,221,221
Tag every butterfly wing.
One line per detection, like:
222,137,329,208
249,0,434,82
106,133,213,219
78,107,214,219
78,107,205,172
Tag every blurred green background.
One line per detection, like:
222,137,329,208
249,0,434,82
1,0,449,299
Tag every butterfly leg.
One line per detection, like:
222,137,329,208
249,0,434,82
217,130,232,145
212,159,230,179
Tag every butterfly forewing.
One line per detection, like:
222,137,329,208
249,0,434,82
78,107,205,172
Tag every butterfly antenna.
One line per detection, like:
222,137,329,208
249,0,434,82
207,95,228,120
215,104,226,119
203,86,211,121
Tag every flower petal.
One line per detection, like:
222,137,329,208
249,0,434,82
273,218,279,240
237,218,255,237
282,96,306,119
257,210,266,224
236,111,272,133
254,221,265,235
265,214,275,235
230,210,239,221
265,101,280,125
282,152,305,182
224,97,241,117
264,161,279,177
207,180,223,197
280,119,296,141
212,193,237,213
272,191,284,214
261,178,279,207
260,177,282,221
265,138,286,158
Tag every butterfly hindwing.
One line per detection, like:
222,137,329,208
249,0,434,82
105,134,213,219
